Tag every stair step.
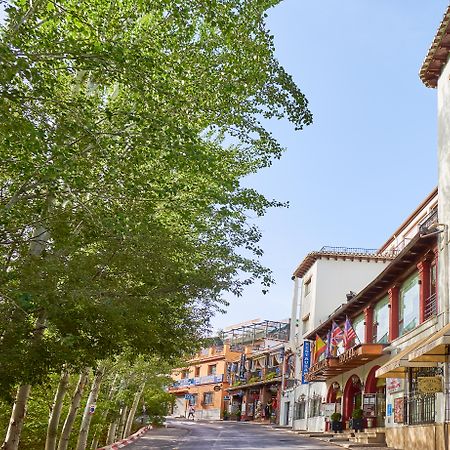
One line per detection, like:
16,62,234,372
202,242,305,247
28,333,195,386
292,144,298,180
328,437,351,442
341,444,387,448
308,432,335,438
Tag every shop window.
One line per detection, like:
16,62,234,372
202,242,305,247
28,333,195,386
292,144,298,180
208,364,217,375
294,400,306,420
424,263,438,320
194,367,200,377
308,395,321,417
399,274,420,335
203,392,214,405
405,367,440,424
189,394,198,406
353,314,364,344
373,296,389,343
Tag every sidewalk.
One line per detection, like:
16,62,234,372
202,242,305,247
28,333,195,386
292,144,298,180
239,422,400,450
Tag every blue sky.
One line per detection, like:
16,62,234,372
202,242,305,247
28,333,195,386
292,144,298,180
211,1,450,331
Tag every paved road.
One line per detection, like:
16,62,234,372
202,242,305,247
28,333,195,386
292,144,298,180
125,419,339,449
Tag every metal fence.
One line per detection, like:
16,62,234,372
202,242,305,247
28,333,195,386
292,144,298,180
405,393,436,425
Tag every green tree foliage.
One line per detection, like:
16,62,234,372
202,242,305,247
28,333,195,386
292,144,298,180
0,0,312,398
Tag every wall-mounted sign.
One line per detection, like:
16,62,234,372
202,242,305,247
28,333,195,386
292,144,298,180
223,395,231,400
213,385,221,392
338,347,356,364
322,403,336,418
301,341,311,384
418,376,443,394
393,397,404,424
362,394,376,417
387,378,404,393
386,403,392,417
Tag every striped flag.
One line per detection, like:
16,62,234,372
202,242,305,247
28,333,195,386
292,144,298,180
313,334,327,363
343,316,358,349
330,321,344,356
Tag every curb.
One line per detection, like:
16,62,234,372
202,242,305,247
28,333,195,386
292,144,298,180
97,425,152,449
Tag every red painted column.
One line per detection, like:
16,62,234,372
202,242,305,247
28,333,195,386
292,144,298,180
434,246,439,308
364,306,374,344
417,259,431,323
388,286,400,341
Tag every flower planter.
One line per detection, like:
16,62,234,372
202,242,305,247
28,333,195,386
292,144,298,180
331,421,343,433
350,418,364,432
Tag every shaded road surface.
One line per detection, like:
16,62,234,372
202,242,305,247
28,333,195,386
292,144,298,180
125,419,339,449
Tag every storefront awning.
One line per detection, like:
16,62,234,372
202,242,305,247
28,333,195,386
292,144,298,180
408,322,450,363
376,335,438,379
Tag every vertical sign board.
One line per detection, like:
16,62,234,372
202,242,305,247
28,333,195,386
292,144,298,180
301,341,311,384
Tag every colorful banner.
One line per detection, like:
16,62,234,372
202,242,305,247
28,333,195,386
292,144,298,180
301,341,311,384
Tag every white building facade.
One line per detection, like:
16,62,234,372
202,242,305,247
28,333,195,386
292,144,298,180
280,249,392,430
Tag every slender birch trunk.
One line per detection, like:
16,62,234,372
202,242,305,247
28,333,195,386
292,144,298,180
89,375,119,449
1,385,31,450
106,421,118,445
45,369,70,450
76,365,105,450
2,218,51,449
123,383,145,437
117,406,128,440
58,369,90,450
2,313,47,450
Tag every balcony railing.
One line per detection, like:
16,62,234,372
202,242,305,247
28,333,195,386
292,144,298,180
320,246,379,255
424,293,438,320
171,374,223,389
419,208,439,235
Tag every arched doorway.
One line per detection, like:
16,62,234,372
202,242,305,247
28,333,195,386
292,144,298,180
365,366,379,393
365,365,385,427
343,374,362,424
327,382,342,407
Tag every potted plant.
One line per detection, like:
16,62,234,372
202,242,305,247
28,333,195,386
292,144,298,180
350,408,364,432
236,410,242,421
222,410,229,421
330,412,343,433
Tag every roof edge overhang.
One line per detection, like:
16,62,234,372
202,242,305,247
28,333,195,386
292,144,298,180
420,6,450,88
305,232,437,341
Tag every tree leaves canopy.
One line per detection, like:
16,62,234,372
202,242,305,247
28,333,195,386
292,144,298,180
0,0,312,396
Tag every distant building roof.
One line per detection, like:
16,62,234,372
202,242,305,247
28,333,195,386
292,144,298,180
420,5,450,88
292,246,394,279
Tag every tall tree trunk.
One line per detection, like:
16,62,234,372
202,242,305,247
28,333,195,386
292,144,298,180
76,365,105,450
106,421,118,445
57,369,90,450
117,406,128,440
89,374,118,448
1,384,31,450
45,369,70,450
2,311,47,450
123,383,145,437
2,217,51,449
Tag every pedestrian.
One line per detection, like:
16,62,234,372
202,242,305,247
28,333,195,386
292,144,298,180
188,405,195,420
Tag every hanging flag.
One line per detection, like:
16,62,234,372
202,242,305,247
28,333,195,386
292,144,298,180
325,330,332,358
343,316,358,349
313,334,327,363
330,321,344,356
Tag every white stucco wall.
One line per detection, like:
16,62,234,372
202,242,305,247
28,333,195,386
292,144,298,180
301,258,390,333
438,58,450,326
